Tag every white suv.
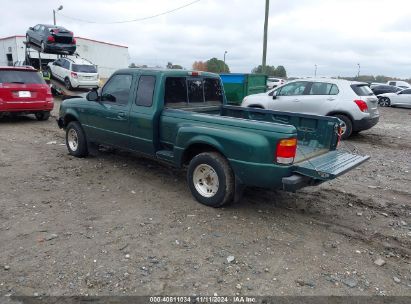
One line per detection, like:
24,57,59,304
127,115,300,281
241,78,379,139
48,57,99,90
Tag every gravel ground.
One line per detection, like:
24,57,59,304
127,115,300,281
0,101,410,296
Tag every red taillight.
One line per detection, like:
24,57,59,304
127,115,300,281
47,36,55,42
71,72,78,79
337,126,342,146
276,138,297,164
71,38,76,44
188,71,201,76
354,99,368,112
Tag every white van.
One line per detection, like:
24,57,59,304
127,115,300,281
386,80,411,89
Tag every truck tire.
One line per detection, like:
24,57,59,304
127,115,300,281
35,111,50,121
187,152,234,207
334,114,352,139
66,121,88,157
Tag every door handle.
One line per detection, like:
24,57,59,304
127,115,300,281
327,97,335,101
292,99,300,102
117,112,126,118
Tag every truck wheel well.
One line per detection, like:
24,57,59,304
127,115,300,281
182,143,224,166
64,114,78,127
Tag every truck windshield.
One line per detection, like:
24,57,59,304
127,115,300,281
165,77,223,107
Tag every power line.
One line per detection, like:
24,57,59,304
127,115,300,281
56,0,201,24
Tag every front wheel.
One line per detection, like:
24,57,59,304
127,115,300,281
378,97,391,107
66,121,88,157
187,152,234,207
35,111,50,121
334,114,353,139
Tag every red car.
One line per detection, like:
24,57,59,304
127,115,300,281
0,66,53,120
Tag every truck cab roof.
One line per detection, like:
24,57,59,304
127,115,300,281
116,68,220,78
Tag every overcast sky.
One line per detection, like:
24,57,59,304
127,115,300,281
2,0,411,77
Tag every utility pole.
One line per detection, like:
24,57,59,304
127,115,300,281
314,64,317,77
357,63,361,78
223,51,228,72
262,0,270,74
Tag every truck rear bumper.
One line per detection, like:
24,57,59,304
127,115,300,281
282,174,322,192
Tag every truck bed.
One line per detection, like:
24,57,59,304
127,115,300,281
186,105,341,163
220,105,341,161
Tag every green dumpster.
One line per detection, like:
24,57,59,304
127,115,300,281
220,73,267,105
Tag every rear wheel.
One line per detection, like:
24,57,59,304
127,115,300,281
334,114,353,139
66,121,88,157
64,77,73,90
35,111,50,121
187,152,234,207
379,97,391,107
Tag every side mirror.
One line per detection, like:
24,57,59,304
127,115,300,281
29,27,34,30
102,93,116,102
86,89,99,101
272,91,278,99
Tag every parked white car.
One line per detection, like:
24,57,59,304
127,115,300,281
47,57,99,90
386,80,411,89
241,78,379,139
378,88,411,108
267,77,285,89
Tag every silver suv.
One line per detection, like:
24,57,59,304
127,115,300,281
241,78,379,139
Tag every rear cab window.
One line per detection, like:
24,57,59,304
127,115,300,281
351,84,374,96
164,76,224,108
0,70,45,84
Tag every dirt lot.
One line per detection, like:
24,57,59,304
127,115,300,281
0,101,410,296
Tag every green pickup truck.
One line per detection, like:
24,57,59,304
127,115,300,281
57,68,369,207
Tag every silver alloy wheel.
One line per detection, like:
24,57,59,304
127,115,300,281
193,164,219,198
67,128,79,151
379,97,390,107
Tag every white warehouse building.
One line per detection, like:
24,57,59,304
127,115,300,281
0,35,130,78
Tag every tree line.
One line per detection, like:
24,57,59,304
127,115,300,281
129,59,288,77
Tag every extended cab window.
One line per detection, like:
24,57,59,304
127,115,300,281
136,75,156,107
165,76,223,107
102,74,132,105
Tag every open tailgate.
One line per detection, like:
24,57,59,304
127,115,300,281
293,150,369,180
